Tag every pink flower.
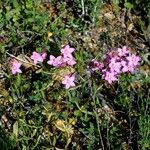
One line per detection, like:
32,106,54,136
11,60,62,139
126,54,140,67
120,60,128,72
107,51,120,61
121,59,136,73
30,51,44,64
47,55,56,65
127,63,135,72
90,46,141,83
61,45,75,57
63,55,76,66
107,51,113,57
10,59,22,74
41,52,47,59
53,56,63,67
118,46,129,57
47,54,76,67
109,58,121,73
62,74,75,89
47,55,63,67
104,71,118,84
47,45,76,68
102,69,107,73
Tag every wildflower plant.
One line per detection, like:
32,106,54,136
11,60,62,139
9,45,76,89
1,1,149,149
89,46,141,84
47,45,76,67
47,45,76,89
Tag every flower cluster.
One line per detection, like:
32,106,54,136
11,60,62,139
47,45,76,89
9,45,76,89
90,46,140,84
47,45,76,67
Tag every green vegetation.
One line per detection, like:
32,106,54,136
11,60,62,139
0,0,150,149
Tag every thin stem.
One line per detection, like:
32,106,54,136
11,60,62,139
75,101,94,116
92,84,105,150
81,0,85,16
93,99,105,150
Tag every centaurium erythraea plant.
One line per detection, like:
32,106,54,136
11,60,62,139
47,45,76,67
9,45,77,89
47,45,77,89
90,46,141,84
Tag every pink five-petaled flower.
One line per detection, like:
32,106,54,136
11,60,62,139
10,59,22,75
52,56,63,67
104,71,118,84
30,51,44,64
61,45,75,57
120,60,128,72
47,55,63,67
126,54,140,67
117,46,129,57
62,74,75,89
47,55,56,65
109,58,121,73
63,55,76,66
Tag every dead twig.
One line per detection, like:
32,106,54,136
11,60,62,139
6,52,40,67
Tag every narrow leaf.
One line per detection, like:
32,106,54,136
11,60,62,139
13,121,18,138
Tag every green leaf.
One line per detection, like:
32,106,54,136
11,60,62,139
22,145,27,150
124,2,134,10
13,121,18,138
113,0,120,4
15,74,21,87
